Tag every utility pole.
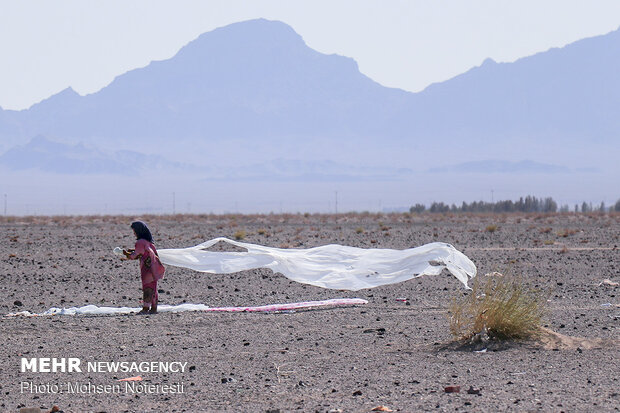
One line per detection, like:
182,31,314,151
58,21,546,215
335,191,338,214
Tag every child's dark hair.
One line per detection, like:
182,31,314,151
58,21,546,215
131,221,153,243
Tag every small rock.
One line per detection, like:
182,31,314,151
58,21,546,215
470,326,489,344
362,328,386,335
444,385,460,393
466,386,481,395
352,390,362,396
14,300,23,307
371,406,393,412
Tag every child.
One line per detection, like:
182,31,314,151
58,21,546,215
122,221,165,314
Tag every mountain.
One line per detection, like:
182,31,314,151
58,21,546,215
0,20,410,154
409,30,620,147
0,136,411,181
0,18,618,168
0,135,199,175
428,160,572,174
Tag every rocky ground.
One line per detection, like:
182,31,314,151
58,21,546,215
1,212,619,412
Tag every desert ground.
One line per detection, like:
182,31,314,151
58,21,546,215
1,212,619,412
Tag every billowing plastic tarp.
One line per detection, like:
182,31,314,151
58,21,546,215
157,237,476,291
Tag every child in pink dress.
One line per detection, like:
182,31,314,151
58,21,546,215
123,221,165,314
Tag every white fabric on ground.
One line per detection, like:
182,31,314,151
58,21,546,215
7,303,209,316
5,298,368,317
157,237,476,291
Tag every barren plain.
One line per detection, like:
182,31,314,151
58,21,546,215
1,213,618,412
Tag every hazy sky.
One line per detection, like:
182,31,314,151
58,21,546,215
1,0,620,110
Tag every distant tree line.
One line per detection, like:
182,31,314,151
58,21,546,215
410,196,620,214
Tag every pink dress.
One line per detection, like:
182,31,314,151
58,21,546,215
129,239,165,305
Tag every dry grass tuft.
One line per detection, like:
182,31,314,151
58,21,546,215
233,230,246,240
449,276,548,341
485,224,498,233
557,228,577,237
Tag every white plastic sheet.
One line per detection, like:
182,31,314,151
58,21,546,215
6,299,368,317
25,304,209,316
158,237,476,290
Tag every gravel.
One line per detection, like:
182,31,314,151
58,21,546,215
1,212,618,412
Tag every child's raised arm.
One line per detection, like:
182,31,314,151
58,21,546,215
127,241,145,260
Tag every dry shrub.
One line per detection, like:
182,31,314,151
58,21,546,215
449,276,548,341
557,229,577,237
355,227,364,234
485,224,498,233
233,230,246,240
